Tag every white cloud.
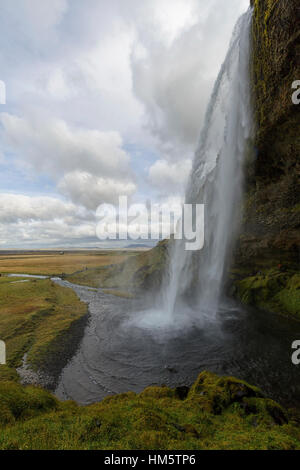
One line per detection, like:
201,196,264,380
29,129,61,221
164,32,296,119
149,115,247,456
143,0,198,45
0,0,67,50
0,113,137,209
0,0,250,246
0,193,96,247
46,68,74,101
1,113,131,178
20,0,67,35
149,159,192,194
0,193,87,224
131,0,249,153
58,171,137,209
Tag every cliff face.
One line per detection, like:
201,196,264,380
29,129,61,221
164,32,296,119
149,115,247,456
231,0,300,318
237,0,299,268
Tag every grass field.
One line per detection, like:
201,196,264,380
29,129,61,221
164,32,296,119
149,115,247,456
0,251,137,276
0,250,142,371
0,276,87,371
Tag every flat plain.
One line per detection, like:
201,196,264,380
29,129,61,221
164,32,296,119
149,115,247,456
0,250,137,276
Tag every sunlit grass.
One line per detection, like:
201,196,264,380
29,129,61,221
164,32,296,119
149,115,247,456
0,277,87,369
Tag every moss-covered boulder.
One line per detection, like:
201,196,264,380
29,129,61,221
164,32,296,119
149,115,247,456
233,268,300,318
188,371,264,414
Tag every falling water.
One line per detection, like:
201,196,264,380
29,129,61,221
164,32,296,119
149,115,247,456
162,8,253,320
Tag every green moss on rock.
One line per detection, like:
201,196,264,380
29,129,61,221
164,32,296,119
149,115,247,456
188,371,263,414
0,365,19,384
0,371,299,450
234,268,300,318
232,0,299,317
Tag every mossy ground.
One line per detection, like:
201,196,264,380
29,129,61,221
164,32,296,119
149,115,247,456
0,276,87,371
233,267,300,319
0,370,299,450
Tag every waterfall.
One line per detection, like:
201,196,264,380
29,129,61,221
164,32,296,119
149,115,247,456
162,8,253,320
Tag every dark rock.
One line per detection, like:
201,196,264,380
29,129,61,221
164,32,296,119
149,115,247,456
165,365,178,374
175,386,190,400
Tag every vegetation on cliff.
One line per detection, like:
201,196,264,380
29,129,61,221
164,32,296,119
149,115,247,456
0,369,299,450
237,0,299,269
67,240,170,294
233,267,300,319
230,0,300,317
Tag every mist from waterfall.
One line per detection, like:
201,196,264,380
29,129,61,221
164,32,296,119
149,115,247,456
161,8,254,322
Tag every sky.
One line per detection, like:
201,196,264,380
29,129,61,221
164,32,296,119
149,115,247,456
0,0,249,249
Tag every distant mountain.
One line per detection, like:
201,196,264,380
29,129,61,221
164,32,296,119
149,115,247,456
125,243,154,249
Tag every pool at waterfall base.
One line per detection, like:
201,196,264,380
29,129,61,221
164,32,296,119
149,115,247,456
54,280,300,408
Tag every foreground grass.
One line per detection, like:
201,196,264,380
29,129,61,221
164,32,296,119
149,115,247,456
0,251,134,276
0,370,299,450
0,276,87,370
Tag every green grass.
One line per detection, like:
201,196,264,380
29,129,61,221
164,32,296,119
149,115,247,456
0,370,299,450
0,365,19,383
0,276,87,370
235,268,300,319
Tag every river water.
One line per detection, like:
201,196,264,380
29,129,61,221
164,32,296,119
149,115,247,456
53,279,300,408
